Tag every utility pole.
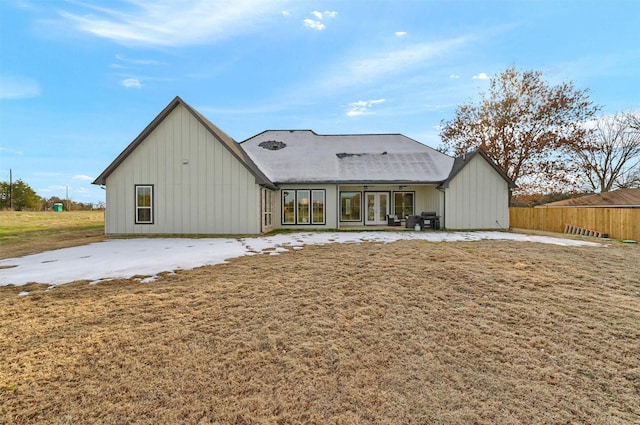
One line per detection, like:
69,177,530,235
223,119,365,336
9,169,13,211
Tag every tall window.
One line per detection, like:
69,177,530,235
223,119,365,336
312,190,325,224
135,185,153,224
297,190,310,224
263,189,273,227
282,189,325,225
340,192,361,221
394,191,414,218
282,190,295,224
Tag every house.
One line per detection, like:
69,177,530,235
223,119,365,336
537,188,640,208
93,97,515,235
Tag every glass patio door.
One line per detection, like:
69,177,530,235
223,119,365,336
365,192,389,225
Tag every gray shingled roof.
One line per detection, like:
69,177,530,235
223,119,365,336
240,130,454,184
94,98,515,191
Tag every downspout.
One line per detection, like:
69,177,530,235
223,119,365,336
336,184,340,230
99,185,107,234
436,186,446,230
259,186,264,234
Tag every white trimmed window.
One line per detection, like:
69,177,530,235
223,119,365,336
135,185,153,224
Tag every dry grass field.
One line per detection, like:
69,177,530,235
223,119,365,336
1,216,639,424
0,211,105,259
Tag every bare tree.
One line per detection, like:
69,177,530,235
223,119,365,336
439,66,600,193
614,169,640,189
571,112,640,192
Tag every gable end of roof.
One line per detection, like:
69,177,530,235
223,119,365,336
92,96,183,186
439,149,516,189
92,96,275,189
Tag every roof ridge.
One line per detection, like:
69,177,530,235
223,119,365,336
253,130,410,137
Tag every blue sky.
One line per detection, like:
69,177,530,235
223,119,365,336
1,0,639,204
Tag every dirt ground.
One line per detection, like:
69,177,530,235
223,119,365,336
1,238,639,424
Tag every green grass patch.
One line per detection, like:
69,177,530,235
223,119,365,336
0,211,105,259
0,211,103,234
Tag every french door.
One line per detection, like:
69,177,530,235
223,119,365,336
365,192,389,225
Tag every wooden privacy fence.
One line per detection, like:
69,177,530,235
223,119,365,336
510,207,640,241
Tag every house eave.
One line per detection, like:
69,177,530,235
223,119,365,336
273,179,446,186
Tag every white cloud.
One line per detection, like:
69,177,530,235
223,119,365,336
115,54,164,66
312,10,337,19
281,10,290,17
121,78,141,88
303,19,325,30
0,75,40,99
472,72,489,80
395,31,407,37
449,74,460,79
328,36,470,89
346,99,386,117
73,175,93,181
304,10,336,30
58,0,291,47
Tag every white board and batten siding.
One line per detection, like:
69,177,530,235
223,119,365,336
105,104,261,234
444,154,510,229
414,186,442,215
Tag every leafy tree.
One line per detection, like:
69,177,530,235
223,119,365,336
0,179,44,210
569,112,640,192
439,66,600,193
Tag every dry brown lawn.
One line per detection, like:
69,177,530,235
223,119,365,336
0,211,105,260
1,235,639,424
